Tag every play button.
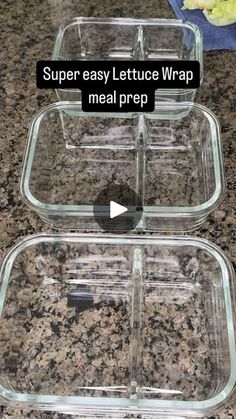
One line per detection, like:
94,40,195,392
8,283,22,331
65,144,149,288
110,201,128,219
93,183,143,232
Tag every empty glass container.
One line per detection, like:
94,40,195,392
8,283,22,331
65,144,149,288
52,17,203,104
0,234,235,417
20,102,224,232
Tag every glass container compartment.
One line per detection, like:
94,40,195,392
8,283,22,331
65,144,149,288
20,102,224,232
0,234,235,417
52,17,203,104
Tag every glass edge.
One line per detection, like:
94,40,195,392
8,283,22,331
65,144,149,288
21,102,224,217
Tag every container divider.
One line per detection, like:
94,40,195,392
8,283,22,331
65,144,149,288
129,247,144,399
135,115,147,231
132,24,145,59
137,25,145,60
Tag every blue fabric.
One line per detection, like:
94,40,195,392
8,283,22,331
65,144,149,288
168,0,236,51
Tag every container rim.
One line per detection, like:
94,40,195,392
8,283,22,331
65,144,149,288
20,101,225,219
0,233,235,415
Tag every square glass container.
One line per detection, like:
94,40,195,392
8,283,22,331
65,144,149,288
52,17,203,104
20,102,224,232
0,234,235,417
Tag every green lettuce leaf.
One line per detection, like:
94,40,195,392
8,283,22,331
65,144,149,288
182,0,236,26
182,0,221,10
204,1,236,26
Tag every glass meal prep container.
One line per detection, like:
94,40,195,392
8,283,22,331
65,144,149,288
0,233,235,417
52,17,203,104
20,102,224,232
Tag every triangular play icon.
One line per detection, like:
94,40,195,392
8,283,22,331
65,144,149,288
110,201,128,219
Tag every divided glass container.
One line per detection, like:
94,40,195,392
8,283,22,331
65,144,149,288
0,233,235,417
20,102,224,232
52,17,203,104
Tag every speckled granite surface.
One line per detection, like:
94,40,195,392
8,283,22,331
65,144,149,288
0,0,236,418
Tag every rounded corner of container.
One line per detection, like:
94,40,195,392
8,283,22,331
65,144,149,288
181,19,202,35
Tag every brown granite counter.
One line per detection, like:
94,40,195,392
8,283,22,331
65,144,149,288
0,0,236,417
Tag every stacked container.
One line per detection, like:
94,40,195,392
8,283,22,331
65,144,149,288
0,18,235,419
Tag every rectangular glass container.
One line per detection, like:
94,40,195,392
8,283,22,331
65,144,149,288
0,234,235,417
52,17,203,104
20,102,224,232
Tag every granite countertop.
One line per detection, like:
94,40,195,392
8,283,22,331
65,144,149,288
0,0,236,417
